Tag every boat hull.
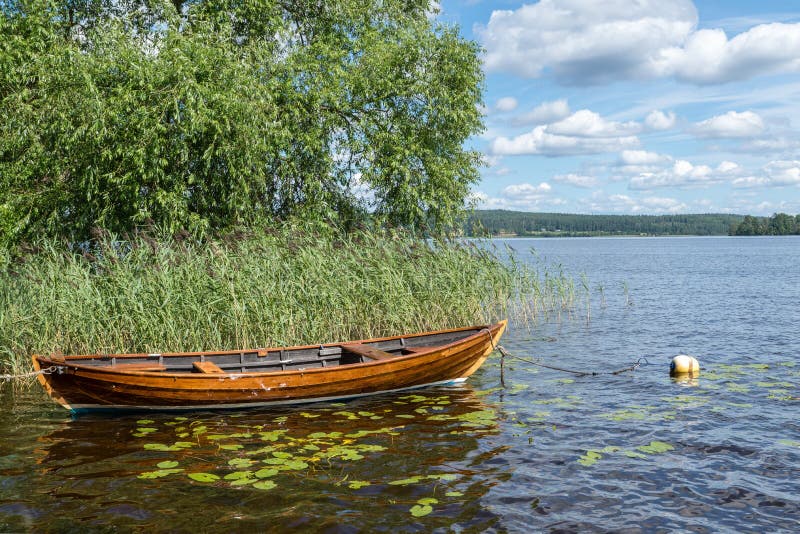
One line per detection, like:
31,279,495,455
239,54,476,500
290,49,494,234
32,321,507,412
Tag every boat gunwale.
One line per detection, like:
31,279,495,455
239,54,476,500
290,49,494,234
32,321,506,380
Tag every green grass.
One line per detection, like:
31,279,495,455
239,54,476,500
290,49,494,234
0,224,575,374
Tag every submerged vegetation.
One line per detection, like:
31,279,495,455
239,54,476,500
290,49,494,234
0,225,577,373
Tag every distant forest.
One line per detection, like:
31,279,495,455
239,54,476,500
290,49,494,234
729,213,800,236
465,210,800,237
464,210,741,237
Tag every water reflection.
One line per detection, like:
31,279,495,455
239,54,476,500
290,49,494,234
4,387,515,531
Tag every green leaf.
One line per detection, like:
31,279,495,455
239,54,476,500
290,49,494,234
409,504,433,517
637,441,675,454
188,472,220,483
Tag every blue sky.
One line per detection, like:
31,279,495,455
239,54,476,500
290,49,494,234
438,0,800,215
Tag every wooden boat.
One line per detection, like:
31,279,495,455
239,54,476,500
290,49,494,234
32,320,507,412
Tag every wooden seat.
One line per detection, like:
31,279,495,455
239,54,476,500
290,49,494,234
192,361,225,374
340,344,396,361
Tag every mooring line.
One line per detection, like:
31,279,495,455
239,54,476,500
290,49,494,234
495,345,649,379
0,366,60,381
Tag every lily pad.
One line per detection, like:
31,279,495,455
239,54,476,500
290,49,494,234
410,504,433,517
138,468,182,479
577,450,602,467
253,480,277,490
157,460,180,469
223,471,252,481
228,458,256,468
188,472,220,483
347,480,371,489
637,441,674,454
254,468,279,478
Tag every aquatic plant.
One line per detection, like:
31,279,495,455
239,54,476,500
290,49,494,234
0,225,576,372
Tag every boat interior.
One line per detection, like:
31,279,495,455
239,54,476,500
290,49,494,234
53,327,484,374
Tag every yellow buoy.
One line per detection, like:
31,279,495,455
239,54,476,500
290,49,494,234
670,354,700,376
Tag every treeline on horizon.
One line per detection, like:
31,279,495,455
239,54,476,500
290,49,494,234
729,213,800,236
465,210,747,237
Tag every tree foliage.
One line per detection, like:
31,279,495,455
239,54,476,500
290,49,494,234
0,0,484,245
730,213,800,236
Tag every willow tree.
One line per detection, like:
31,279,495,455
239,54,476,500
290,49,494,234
0,0,484,245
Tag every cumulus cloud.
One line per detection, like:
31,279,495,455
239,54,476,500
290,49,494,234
740,137,800,153
548,110,641,137
478,0,800,85
582,192,688,214
614,150,674,175
473,183,567,211
660,23,800,84
491,109,641,156
503,182,552,196
733,160,800,188
512,99,571,126
629,159,741,189
478,0,697,84
619,150,672,166
494,97,519,113
552,173,599,188
644,110,677,131
692,111,765,138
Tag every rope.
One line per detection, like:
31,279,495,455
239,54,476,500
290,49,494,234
496,345,649,377
0,366,60,381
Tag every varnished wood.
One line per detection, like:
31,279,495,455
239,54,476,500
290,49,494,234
340,344,395,361
110,363,167,372
32,320,507,412
402,346,435,354
192,361,224,374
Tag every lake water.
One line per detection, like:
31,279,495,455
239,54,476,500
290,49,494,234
2,236,799,532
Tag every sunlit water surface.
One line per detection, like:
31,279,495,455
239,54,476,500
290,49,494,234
2,236,799,532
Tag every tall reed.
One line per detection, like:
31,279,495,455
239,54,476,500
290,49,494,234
0,225,575,372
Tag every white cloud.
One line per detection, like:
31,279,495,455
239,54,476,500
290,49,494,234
644,110,677,131
628,159,740,189
491,109,641,156
473,183,567,211
619,150,671,166
582,192,688,214
734,160,800,188
503,182,552,196
692,111,765,138
494,97,518,112
478,0,697,84
548,110,641,137
740,137,800,153
512,99,571,126
552,173,599,188
660,23,800,84
765,160,800,185
478,1,800,85
615,150,674,175
492,127,640,156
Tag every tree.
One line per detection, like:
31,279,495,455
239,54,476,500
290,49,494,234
0,0,484,245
